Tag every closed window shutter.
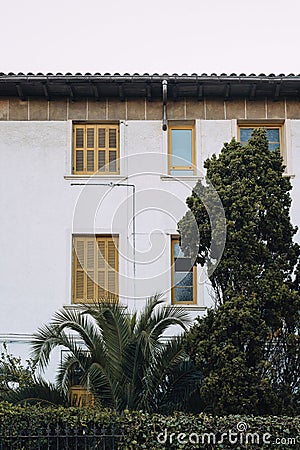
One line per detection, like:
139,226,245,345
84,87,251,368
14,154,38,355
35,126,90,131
73,124,119,174
74,127,85,172
74,239,85,302
97,240,106,298
107,239,118,296
86,240,95,301
86,127,95,172
73,236,118,303
109,128,117,148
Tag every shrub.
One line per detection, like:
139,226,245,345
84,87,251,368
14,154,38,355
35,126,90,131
0,402,299,449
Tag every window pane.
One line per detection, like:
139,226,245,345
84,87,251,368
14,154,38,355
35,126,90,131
174,287,193,302
240,127,280,150
171,129,192,166
175,271,193,287
268,143,280,151
175,257,193,272
240,128,253,143
174,243,184,258
266,128,280,142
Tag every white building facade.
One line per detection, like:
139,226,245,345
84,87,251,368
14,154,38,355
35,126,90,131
1,73,300,364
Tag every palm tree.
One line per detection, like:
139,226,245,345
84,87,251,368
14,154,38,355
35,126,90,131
3,378,68,406
30,294,201,413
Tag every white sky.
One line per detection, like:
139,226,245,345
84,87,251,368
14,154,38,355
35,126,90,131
1,0,300,75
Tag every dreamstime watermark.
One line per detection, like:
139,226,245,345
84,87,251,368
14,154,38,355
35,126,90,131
72,152,227,299
157,421,299,447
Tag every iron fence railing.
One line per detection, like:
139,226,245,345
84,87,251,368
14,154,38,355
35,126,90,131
0,424,124,449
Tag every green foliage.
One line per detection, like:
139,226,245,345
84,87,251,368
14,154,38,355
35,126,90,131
0,343,35,398
179,129,299,304
180,129,300,415
0,402,299,449
4,378,68,406
28,294,200,413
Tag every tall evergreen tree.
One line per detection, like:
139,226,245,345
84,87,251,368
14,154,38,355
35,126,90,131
180,129,300,414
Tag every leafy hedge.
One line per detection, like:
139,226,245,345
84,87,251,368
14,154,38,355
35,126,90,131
0,402,299,449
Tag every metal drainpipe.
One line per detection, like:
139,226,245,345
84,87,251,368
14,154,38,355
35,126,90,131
162,80,168,131
71,182,136,300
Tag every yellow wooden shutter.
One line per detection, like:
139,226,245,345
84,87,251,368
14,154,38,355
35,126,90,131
73,124,119,174
86,239,95,301
107,238,118,300
86,127,96,173
74,239,85,303
73,236,119,303
74,126,85,172
97,240,106,298
70,386,94,407
108,126,118,173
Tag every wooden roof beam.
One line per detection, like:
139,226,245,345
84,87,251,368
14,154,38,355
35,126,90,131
91,83,101,101
224,83,231,101
146,83,152,101
249,83,257,100
118,84,125,102
172,83,178,101
68,84,75,101
16,83,26,101
42,83,50,100
273,82,281,100
197,84,203,101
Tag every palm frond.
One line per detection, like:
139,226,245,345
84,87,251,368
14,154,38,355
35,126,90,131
4,378,68,406
81,362,116,408
140,337,188,410
156,360,202,414
83,302,131,380
49,307,100,350
28,294,197,412
31,326,82,370
134,294,166,335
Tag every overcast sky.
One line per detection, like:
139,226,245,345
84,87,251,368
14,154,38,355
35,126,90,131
1,0,300,75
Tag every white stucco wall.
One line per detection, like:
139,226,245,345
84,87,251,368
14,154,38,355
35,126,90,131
1,118,299,370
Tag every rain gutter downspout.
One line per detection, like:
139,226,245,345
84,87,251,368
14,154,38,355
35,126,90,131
162,80,168,131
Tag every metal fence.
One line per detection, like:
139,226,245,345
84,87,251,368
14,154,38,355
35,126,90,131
0,424,124,449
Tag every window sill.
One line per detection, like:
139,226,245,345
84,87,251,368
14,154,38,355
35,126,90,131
166,305,206,311
161,175,203,182
64,175,127,182
63,304,127,310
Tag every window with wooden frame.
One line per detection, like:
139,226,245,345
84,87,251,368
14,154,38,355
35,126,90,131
72,235,118,303
69,362,94,407
168,123,195,175
70,386,94,407
238,124,283,153
171,237,197,304
73,124,119,174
